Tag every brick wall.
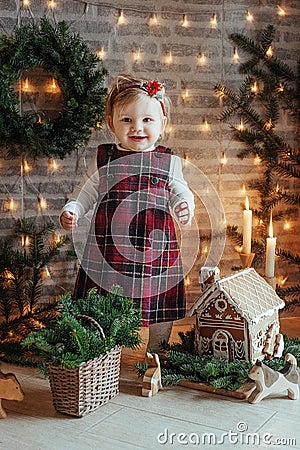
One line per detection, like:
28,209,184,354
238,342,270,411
0,0,299,312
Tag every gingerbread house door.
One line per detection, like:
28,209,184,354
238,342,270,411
212,330,233,361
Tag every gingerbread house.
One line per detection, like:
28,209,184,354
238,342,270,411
187,268,285,363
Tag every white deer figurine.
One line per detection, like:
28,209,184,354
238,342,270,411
248,353,299,404
142,352,162,397
0,370,25,418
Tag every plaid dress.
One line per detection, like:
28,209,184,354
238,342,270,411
73,144,186,326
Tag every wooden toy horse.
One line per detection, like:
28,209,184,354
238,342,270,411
0,371,25,418
142,352,162,397
248,353,299,404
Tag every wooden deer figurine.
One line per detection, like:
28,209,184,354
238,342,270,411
142,352,162,397
248,353,299,404
0,371,25,418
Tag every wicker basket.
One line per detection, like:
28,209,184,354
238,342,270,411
47,315,122,417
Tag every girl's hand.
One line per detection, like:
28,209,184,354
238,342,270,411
174,202,190,225
60,211,78,230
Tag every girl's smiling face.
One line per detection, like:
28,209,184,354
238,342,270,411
108,95,166,152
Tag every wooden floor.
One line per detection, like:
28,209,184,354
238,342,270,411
0,317,299,450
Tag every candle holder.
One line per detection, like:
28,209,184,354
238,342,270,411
239,252,255,269
264,276,277,290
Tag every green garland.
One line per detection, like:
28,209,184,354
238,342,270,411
0,18,107,159
136,327,300,391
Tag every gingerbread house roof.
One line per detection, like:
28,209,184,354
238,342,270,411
188,268,285,323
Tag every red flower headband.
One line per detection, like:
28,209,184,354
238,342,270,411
116,79,166,116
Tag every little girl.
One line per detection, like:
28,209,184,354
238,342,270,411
60,74,194,353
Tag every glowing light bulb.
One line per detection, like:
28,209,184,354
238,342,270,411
117,9,125,24
210,13,217,29
132,49,141,63
220,152,227,165
97,47,106,59
23,78,29,91
22,0,30,7
237,119,244,131
277,6,286,17
185,276,191,286
181,14,189,28
38,197,47,210
182,88,189,100
164,52,173,64
48,0,56,8
51,78,57,91
254,154,261,165
251,81,258,94
197,52,207,65
276,82,284,93
246,10,254,22
232,47,239,63
149,12,158,26
201,118,210,131
266,46,273,58
264,118,273,130
23,160,30,172
9,198,15,211
21,235,30,247
283,220,291,230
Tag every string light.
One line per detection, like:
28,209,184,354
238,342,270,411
117,9,125,25
276,82,284,93
23,78,30,91
251,81,258,94
197,52,207,66
149,12,158,26
254,154,261,165
8,197,16,212
210,13,218,29
220,152,227,165
184,275,191,286
21,235,30,247
246,10,254,22
131,49,141,63
266,46,273,58
51,77,58,91
201,118,210,131
23,159,30,172
264,118,273,130
278,275,288,286
182,88,189,100
237,119,244,131
232,47,239,63
97,47,106,59
48,0,56,8
181,14,189,28
48,158,58,172
164,51,173,64
277,5,286,17
38,196,47,210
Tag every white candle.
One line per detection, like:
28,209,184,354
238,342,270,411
242,196,252,254
265,214,276,278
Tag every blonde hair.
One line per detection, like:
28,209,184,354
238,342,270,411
105,73,171,124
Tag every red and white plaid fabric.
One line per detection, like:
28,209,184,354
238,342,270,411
73,144,186,326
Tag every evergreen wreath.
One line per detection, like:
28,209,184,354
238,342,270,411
0,18,107,159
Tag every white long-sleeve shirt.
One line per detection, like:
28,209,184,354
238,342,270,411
61,146,195,225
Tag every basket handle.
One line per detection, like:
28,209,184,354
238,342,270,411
76,314,105,340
